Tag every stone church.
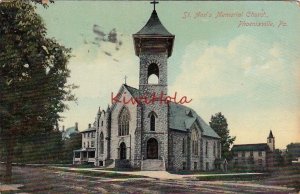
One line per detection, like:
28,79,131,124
80,6,222,171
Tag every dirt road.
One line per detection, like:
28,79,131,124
2,166,297,194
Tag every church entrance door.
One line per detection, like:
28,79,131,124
120,142,126,160
147,138,158,159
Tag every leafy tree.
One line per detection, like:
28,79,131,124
10,130,63,164
274,149,284,166
0,1,76,182
61,133,82,163
286,143,300,165
209,112,236,160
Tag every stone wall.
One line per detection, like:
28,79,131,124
202,137,220,171
168,130,188,171
140,101,169,169
95,109,110,166
110,86,138,168
139,52,168,97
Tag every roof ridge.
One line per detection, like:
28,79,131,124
233,143,267,146
124,84,138,91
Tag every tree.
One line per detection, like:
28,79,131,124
0,1,76,182
61,133,82,163
274,149,284,166
209,112,236,160
285,143,300,164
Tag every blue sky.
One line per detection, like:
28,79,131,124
37,1,300,148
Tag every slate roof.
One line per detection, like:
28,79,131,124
169,102,220,139
62,126,79,140
231,143,270,152
80,127,96,133
134,10,173,36
124,84,139,98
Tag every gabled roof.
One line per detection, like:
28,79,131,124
110,84,139,112
134,10,173,36
169,102,220,139
184,117,196,129
231,143,270,152
124,84,139,98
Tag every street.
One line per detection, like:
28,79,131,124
0,165,297,194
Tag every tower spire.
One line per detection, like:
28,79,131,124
150,0,159,11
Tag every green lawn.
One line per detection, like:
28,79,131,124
194,166,300,192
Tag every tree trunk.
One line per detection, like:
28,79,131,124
4,132,14,183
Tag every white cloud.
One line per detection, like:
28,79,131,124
169,35,300,148
169,35,289,100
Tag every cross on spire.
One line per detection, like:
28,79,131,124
124,75,127,85
150,0,159,11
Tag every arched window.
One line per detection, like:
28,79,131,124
147,63,159,84
213,142,216,157
206,141,208,157
148,111,157,132
120,142,126,160
182,138,186,154
150,115,155,131
100,132,104,154
118,107,130,136
191,127,199,156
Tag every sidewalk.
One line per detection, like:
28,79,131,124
53,166,264,180
0,183,26,193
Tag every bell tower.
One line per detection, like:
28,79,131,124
267,130,275,152
133,1,175,97
132,1,175,170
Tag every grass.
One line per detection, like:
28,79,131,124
169,168,265,175
193,166,300,192
196,174,270,181
262,166,300,192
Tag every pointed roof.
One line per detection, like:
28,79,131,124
106,104,111,112
133,10,175,57
268,130,274,138
135,10,173,36
123,84,139,98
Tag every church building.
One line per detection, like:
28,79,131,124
231,131,275,170
74,3,222,171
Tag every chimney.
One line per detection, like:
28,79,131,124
62,125,65,132
75,122,78,131
88,123,91,128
